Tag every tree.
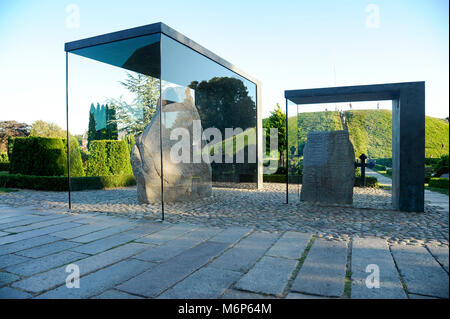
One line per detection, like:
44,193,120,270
29,120,66,139
0,121,30,153
107,73,160,136
106,106,118,140
189,77,256,134
263,104,286,165
87,112,96,149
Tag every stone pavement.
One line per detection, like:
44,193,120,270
0,204,448,299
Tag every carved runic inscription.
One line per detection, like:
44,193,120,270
301,130,355,205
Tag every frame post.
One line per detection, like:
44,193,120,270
65,52,72,210
285,99,289,204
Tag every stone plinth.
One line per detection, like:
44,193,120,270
300,130,355,205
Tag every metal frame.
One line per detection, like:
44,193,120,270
285,82,425,212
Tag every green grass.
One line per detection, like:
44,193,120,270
284,109,449,158
425,185,449,196
0,187,17,193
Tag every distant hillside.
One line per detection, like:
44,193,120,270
285,109,449,159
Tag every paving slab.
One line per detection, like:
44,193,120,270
70,224,164,255
6,250,88,276
0,222,83,245
11,243,149,293
209,227,252,245
36,259,155,298
3,215,81,233
117,241,229,298
0,215,56,229
426,245,449,273
221,289,274,299
0,231,8,237
0,254,31,269
408,293,438,299
209,232,279,273
266,231,311,259
0,271,20,287
50,223,114,239
285,292,330,299
93,289,144,299
134,228,220,263
291,239,348,297
135,224,197,245
70,223,137,243
0,286,32,299
234,256,298,296
15,240,80,258
0,235,60,256
351,237,406,299
391,244,449,298
158,266,241,299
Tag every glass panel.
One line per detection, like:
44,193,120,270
70,33,161,78
160,34,258,195
67,34,162,215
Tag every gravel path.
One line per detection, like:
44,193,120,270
0,183,448,246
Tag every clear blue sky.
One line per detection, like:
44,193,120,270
0,0,448,134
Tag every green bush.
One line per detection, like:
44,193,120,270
386,168,392,176
0,172,135,191
10,137,67,176
429,178,449,189
374,164,386,171
263,174,287,183
0,162,9,172
86,140,132,176
354,175,378,187
374,158,392,167
435,154,449,177
263,174,378,187
0,152,8,172
8,136,84,177
64,137,85,177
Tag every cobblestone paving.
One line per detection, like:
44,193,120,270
0,183,448,246
0,204,447,299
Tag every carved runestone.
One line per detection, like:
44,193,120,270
300,130,355,205
131,91,212,203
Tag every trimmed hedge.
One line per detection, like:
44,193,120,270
10,137,67,176
86,140,132,176
263,174,287,183
0,173,136,191
0,162,9,172
429,178,449,189
8,136,84,177
354,176,378,187
263,174,378,187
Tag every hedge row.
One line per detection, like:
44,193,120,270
263,174,378,187
0,173,136,191
354,176,378,188
0,162,9,172
263,174,287,183
8,137,84,177
429,178,449,189
86,140,132,176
